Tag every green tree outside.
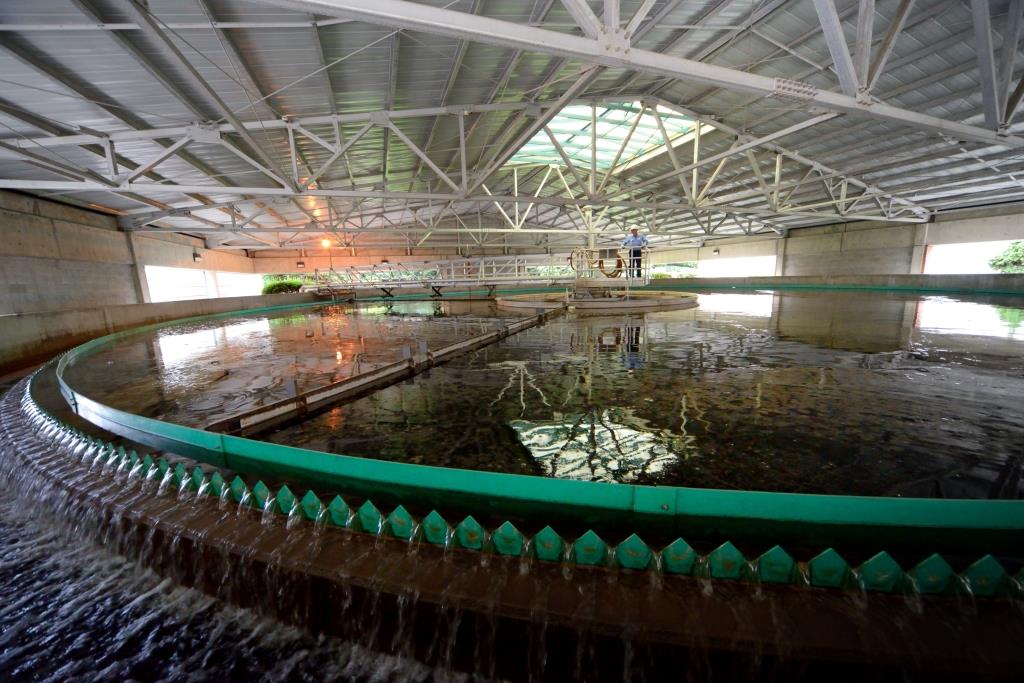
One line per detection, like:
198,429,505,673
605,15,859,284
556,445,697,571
989,241,1024,273
996,306,1024,334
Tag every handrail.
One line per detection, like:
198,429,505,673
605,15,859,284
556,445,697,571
49,294,1024,555
569,247,652,286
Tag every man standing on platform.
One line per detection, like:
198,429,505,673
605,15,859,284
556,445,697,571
621,227,648,278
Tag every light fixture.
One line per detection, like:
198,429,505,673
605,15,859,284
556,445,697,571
192,250,202,262
296,260,306,269
322,238,334,270
712,248,720,255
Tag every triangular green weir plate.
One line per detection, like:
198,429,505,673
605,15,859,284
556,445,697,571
275,484,296,516
251,481,271,509
660,538,696,575
808,548,849,588
300,491,323,521
909,553,954,595
492,521,525,556
573,530,607,566
387,505,415,539
455,516,485,550
962,555,1008,597
357,500,382,534
533,526,563,562
757,545,796,585
859,552,904,593
615,534,652,571
326,495,350,527
707,541,745,580
421,510,448,545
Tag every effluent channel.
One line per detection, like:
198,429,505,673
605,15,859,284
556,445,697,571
2,287,1024,681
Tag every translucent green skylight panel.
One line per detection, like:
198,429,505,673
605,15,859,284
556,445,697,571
508,102,696,172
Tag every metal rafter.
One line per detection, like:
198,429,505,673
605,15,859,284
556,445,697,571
812,0,859,97
252,0,1024,148
117,0,299,192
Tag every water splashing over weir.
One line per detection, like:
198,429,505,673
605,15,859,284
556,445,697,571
3,377,1024,681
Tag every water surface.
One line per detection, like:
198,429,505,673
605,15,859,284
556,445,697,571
65,290,1024,498
267,291,1024,498
65,299,526,427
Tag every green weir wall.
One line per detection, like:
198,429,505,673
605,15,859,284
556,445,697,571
42,288,1024,558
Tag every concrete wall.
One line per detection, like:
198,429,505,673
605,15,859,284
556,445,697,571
779,222,923,276
0,191,253,315
655,204,1024,277
0,192,139,314
0,290,315,376
927,209,1024,245
657,273,1024,294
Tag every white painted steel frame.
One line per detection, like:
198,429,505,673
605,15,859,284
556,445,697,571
1,0,1020,251
258,0,1024,147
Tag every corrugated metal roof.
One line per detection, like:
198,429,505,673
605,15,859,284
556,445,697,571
0,0,1021,252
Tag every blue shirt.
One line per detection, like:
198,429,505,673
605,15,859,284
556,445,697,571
622,234,648,249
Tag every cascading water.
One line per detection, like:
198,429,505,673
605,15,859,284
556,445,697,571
3,289,1024,681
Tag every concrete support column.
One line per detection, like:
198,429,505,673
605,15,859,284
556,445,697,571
774,236,788,276
127,233,151,304
910,223,930,274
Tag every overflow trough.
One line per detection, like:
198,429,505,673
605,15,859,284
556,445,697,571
3,291,1024,679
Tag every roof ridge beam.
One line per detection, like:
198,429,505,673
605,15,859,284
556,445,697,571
253,0,1024,148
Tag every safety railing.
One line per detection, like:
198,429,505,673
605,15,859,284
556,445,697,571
310,254,579,292
569,247,651,288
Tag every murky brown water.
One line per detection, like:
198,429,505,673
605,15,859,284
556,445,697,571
66,291,1024,499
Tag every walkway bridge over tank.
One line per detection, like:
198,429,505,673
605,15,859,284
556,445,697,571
306,249,653,298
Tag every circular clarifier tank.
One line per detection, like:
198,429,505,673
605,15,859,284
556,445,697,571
496,288,699,312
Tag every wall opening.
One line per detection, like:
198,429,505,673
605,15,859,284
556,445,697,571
923,240,1016,274
651,262,697,279
145,266,262,303
696,254,776,278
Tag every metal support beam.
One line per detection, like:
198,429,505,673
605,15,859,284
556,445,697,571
306,122,372,187
813,0,859,97
1000,0,1024,120
614,113,838,197
0,179,928,225
561,0,602,38
623,0,658,39
854,0,875,86
865,0,914,91
970,0,1001,130
256,0,1024,148
544,126,590,194
388,123,461,192
118,0,299,191
120,135,191,185
466,68,601,193
0,141,116,185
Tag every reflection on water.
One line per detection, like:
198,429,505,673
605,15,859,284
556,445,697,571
917,297,1024,339
269,290,1024,498
511,408,691,483
65,300,527,426
65,290,1024,499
